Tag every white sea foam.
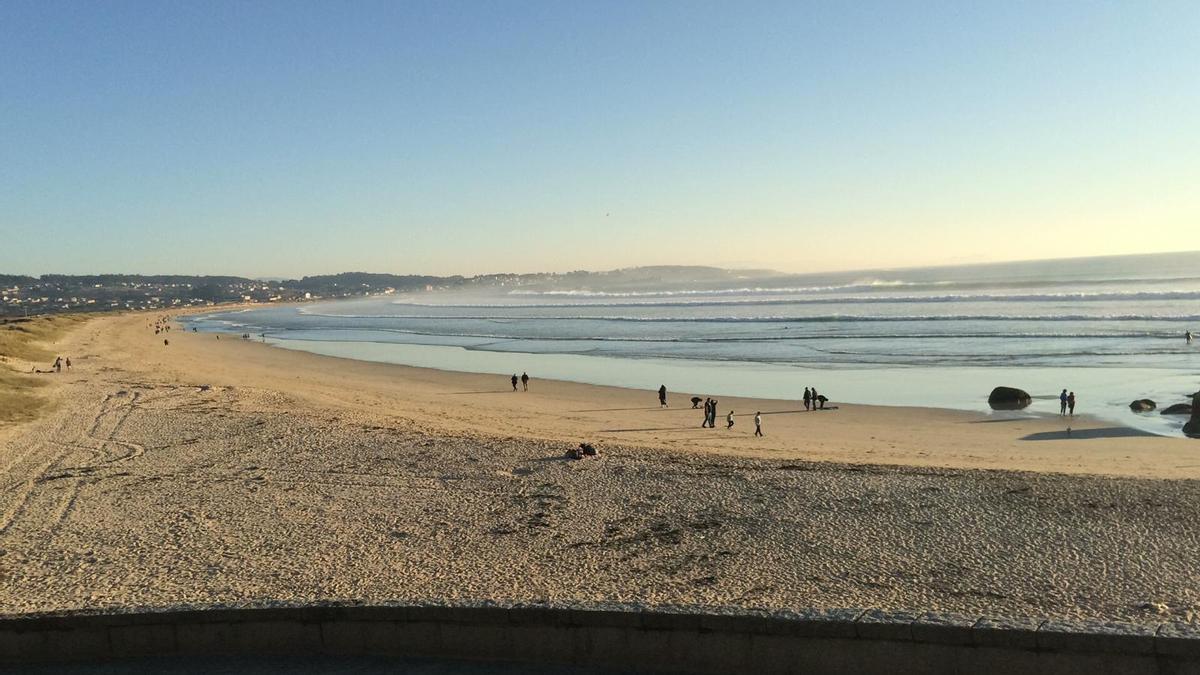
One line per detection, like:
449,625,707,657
387,289,1200,310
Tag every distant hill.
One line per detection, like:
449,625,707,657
1,265,793,316
508,265,785,293
599,265,781,282
291,272,465,292
609,265,780,277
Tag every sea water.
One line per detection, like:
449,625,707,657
187,251,1200,437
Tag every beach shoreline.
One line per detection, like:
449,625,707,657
1,310,1199,625
10,308,1195,478
188,295,1200,441
146,311,1194,479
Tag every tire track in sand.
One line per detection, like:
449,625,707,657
0,390,140,535
87,391,146,464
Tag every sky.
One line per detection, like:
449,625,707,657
2,1,1198,277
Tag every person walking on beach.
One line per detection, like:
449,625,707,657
511,374,519,391
53,357,62,373
65,357,71,371
726,410,735,430
701,399,711,428
754,411,763,436
1059,389,1068,415
810,387,818,410
1068,391,1076,416
658,385,668,407
803,387,812,411
521,372,529,391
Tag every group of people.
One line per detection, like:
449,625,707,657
1059,389,1077,416
699,397,722,428
41,356,71,373
506,374,816,438
150,315,174,346
511,372,529,391
803,386,828,410
694,396,764,435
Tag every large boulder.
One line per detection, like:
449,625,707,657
1161,403,1193,416
988,386,1031,410
1129,399,1156,413
1185,394,1200,439
1186,419,1200,438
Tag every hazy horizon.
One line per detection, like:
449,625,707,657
4,2,1197,276
6,248,1200,281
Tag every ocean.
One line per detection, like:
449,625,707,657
187,251,1200,437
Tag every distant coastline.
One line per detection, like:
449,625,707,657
7,250,1199,317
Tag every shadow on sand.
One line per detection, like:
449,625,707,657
1020,427,1158,441
598,427,698,433
572,407,675,413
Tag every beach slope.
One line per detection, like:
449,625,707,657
0,312,1197,624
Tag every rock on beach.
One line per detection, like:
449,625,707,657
988,386,1031,410
1130,399,1157,413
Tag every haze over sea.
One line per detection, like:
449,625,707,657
191,251,1200,437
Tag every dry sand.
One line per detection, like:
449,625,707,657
1,311,1198,624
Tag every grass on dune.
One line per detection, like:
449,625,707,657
0,314,91,363
0,314,91,425
0,369,49,425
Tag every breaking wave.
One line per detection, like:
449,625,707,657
385,289,1200,310
303,312,1200,323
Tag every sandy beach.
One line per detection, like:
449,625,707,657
1,311,1199,624
42,311,1200,479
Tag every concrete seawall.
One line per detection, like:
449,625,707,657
1,603,1199,674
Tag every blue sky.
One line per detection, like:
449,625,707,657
2,1,1197,276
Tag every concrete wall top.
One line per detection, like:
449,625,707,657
1,602,1196,658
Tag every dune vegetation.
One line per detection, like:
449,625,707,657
0,314,90,425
